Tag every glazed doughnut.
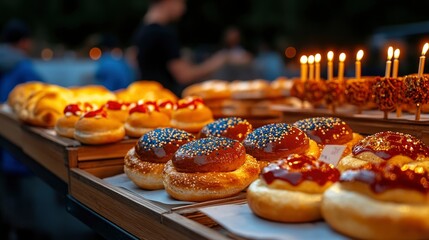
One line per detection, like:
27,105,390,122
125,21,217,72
157,99,176,118
198,117,252,141
404,74,429,105
337,131,429,171
163,137,260,201
170,97,214,133
243,123,320,168
322,163,429,240
124,128,195,189
55,103,94,138
125,102,170,138
293,117,363,156
74,108,125,144
248,154,340,222
105,100,131,123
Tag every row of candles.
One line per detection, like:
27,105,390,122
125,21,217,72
299,43,429,82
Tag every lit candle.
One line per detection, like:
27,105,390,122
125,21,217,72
418,43,429,77
315,53,321,81
338,53,346,82
300,55,308,81
327,51,334,81
355,50,364,79
392,49,400,78
385,46,393,78
308,55,315,80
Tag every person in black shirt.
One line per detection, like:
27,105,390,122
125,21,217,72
134,0,226,96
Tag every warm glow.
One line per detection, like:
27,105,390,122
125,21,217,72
356,50,364,61
300,55,308,64
327,51,334,61
89,47,102,60
394,49,400,59
339,53,346,62
387,46,393,60
315,53,321,63
41,48,53,61
422,43,429,56
308,55,315,64
285,47,297,58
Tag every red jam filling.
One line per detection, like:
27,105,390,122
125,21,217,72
261,154,340,186
352,131,429,160
177,97,204,109
158,100,176,109
129,102,159,114
340,162,429,194
83,108,107,118
106,100,129,110
63,104,82,115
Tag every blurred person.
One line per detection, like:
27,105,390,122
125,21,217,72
254,41,286,80
94,34,135,91
134,0,226,96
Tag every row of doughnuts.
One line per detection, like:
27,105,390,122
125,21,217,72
7,81,177,128
123,116,361,200
247,130,429,240
55,96,215,144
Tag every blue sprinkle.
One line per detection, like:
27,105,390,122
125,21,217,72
138,128,194,151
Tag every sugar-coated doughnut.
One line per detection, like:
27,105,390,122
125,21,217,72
322,163,429,240
124,128,195,189
247,154,340,222
338,131,429,171
74,108,125,144
199,117,252,141
243,123,320,168
163,137,260,201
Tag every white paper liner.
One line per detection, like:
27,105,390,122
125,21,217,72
200,204,346,240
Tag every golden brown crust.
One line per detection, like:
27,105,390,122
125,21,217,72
125,112,170,138
74,117,125,144
163,154,260,202
7,81,46,113
247,179,323,222
55,115,80,138
170,105,214,133
124,148,165,189
70,85,116,106
322,183,429,240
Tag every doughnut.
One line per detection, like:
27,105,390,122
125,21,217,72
198,117,252,141
373,77,405,112
247,154,340,222
170,97,214,133
70,85,116,106
125,102,170,138
55,103,94,138
243,123,320,168
304,79,327,104
157,99,176,118
182,80,231,100
74,108,125,144
230,80,271,99
105,100,131,123
404,74,429,105
124,128,195,189
322,163,429,240
293,117,363,156
271,77,291,96
163,137,260,201
337,131,429,171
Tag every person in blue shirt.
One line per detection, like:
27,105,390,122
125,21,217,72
0,19,42,174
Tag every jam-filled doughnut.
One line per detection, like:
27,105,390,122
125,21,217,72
170,97,214,133
293,117,363,156
124,128,195,189
157,99,176,118
337,131,429,171
243,123,320,168
322,162,429,240
198,117,252,141
105,100,131,123
163,137,260,201
247,154,340,222
55,103,94,138
74,108,125,144
125,102,170,138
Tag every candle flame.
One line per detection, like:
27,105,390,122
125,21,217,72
356,50,364,61
394,49,400,59
339,53,346,62
315,53,321,63
327,51,334,61
387,46,393,60
308,55,315,64
422,43,429,56
300,55,308,64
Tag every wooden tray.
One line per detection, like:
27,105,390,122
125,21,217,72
69,167,237,240
272,105,429,144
